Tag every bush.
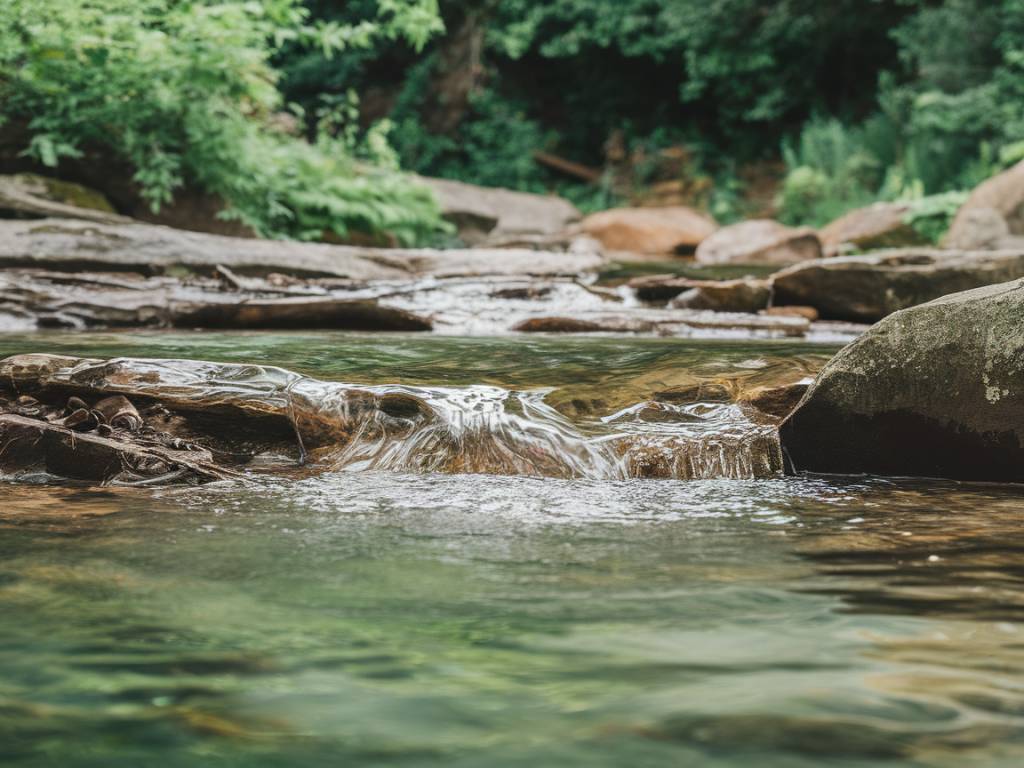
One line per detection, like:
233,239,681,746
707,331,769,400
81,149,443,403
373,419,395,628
0,0,448,244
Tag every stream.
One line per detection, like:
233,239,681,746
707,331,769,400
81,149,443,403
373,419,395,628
2,331,1023,766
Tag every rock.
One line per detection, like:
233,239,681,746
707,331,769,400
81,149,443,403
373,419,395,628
771,247,1024,322
761,305,819,321
171,297,432,331
0,174,130,225
0,270,434,331
0,413,232,483
696,219,821,265
628,275,697,303
947,159,1024,244
818,202,924,254
942,207,1024,250
738,379,812,419
419,176,581,246
511,308,809,338
654,382,734,404
780,279,1024,483
668,279,772,313
581,206,718,255
0,354,434,456
0,218,602,280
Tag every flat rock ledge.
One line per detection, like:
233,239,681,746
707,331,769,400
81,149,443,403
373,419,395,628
0,218,603,280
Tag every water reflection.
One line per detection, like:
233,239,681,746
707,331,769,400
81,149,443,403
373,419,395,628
1,474,1023,766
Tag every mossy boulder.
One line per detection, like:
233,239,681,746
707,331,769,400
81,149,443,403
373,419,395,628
780,279,1024,483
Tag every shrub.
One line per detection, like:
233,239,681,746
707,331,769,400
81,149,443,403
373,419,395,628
0,0,448,244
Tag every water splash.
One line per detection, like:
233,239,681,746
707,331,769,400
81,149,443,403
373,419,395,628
15,355,785,481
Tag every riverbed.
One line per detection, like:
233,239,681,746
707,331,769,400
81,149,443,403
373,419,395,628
2,332,1023,766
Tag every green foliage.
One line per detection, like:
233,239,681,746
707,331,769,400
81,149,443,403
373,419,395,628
0,0,448,244
904,191,970,244
778,118,881,226
389,69,558,191
779,1,1024,228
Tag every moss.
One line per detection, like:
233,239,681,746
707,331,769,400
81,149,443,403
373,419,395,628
33,175,117,213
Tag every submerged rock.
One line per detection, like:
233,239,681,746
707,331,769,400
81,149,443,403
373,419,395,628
780,279,1024,483
696,220,821,265
771,247,1024,322
580,206,717,255
738,380,813,420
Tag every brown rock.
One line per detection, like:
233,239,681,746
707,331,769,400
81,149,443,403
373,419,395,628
946,159,1024,244
738,380,812,419
581,206,718,255
668,279,772,313
696,220,821,265
419,176,581,246
171,297,432,331
942,207,1023,250
771,247,1024,322
818,202,924,254
761,305,819,321
654,382,734,404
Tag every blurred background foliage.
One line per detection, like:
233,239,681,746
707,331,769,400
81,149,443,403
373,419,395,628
280,0,1024,231
2,0,1023,243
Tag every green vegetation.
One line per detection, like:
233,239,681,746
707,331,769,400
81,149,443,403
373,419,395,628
279,0,1024,232
0,0,447,244
1,0,1022,242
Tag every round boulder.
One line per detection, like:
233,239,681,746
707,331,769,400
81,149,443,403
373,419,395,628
780,279,1024,483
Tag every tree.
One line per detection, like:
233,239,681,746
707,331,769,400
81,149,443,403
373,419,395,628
0,0,447,244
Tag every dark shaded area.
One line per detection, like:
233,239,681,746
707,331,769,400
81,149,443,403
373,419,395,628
781,407,1024,484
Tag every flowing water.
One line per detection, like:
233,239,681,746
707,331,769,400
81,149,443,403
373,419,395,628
2,331,1024,766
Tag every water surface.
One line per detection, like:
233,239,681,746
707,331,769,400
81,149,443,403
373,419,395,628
1,332,1022,766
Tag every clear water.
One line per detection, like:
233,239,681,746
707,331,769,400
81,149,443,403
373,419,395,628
2,332,1023,767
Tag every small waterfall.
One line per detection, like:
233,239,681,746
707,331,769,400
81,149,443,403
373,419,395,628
38,356,784,481
295,385,782,481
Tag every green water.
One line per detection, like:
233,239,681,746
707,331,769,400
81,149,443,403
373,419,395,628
2,332,1023,767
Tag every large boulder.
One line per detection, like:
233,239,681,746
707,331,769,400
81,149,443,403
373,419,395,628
946,159,1024,245
696,219,821,265
818,202,925,254
420,176,581,246
780,279,1024,483
771,247,1024,322
581,206,717,255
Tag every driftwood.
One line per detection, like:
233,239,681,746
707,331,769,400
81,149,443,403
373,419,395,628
0,414,234,484
532,151,603,184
